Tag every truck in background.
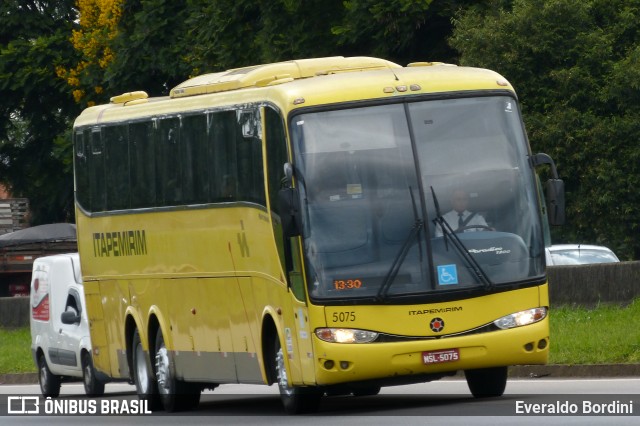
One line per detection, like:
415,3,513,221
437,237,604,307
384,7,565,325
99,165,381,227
0,223,77,297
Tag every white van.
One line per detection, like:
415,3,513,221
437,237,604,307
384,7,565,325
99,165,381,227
30,253,105,397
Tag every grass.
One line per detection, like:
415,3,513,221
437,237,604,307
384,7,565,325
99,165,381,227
0,326,35,374
549,299,640,364
1,300,639,374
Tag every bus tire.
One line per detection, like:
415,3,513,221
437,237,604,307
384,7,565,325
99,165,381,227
82,351,105,396
464,366,508,398
132,328,161,410
38,353,61,398
154,328,200,412
352,386,381,397
273,335,321,414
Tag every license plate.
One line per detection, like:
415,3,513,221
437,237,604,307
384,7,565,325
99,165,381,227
422,348,460,365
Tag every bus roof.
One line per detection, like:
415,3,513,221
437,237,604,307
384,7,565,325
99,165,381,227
73,56,514,128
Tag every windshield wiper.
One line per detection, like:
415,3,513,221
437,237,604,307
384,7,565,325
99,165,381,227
376,187,423,301
430,187,494,291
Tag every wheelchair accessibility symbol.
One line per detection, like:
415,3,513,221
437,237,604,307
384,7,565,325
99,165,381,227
437,264,459,285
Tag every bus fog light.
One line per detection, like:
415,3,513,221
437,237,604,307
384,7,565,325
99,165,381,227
494,307,547,330
324,360,335,370
340,361,349,370
315,328,378,343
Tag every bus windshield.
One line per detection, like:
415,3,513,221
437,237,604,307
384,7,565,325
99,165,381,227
291,96,545,302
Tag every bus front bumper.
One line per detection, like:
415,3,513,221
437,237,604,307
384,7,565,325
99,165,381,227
310,317,549,386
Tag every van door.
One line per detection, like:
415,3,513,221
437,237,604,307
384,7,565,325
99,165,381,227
55,288,83,371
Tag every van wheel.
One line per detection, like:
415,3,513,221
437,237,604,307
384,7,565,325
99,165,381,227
465,366,508,398
155,328,200,412
38,354,61,398
82,352,105,396
132,329,161,410
273,335,321,414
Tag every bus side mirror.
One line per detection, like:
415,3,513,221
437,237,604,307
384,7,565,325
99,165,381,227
278,187,301,238
532,153,566,226
545,178,565,226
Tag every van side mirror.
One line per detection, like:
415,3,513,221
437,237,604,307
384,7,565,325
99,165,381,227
61,310,80,325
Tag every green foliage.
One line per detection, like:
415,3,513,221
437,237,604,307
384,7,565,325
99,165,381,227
105,0,193,97
0,327,35,374
0,1,80,224
451,0,640,260
3,0,640,261
182,0,346,76
549,300,640,364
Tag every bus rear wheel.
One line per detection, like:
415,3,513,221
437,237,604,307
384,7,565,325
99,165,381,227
273,335,321,414
464,366,508,398
154,329,201,412
132,328,161,410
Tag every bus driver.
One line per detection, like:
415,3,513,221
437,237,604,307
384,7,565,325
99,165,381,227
435,189,489,237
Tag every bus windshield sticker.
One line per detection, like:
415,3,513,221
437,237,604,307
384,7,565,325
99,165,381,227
437,264,459,286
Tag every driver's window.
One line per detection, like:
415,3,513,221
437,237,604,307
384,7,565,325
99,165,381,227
65,292,81,316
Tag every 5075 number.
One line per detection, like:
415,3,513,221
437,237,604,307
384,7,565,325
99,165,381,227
332,311,356,322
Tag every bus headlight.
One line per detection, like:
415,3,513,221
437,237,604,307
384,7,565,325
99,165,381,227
493,307,547,330
315,328,378,343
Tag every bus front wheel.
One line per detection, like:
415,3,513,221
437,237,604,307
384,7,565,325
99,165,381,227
154,329,201,412
273,335,321,414
464,366,508,398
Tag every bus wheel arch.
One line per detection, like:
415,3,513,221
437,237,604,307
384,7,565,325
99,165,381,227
262,316,322,414
261,314,278,385
124,315,138,382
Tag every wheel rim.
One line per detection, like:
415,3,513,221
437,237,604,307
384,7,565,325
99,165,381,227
84,362,91,388
135,342,149,393
155,344,170,396
275,343,293,396
39,361,47,386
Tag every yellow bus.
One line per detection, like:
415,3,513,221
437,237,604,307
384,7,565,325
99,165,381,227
72,56,565,414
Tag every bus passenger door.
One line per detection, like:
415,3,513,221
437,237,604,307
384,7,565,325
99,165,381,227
288,238,315,384
263,106,315,384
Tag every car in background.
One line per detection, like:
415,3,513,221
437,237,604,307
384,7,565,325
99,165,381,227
545,244,620,266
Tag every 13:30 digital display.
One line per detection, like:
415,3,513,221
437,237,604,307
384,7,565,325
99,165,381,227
333,279,363,290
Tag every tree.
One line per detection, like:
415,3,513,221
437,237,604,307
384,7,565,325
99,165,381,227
451,0,640,260
0,1,80,224
56,0,124,107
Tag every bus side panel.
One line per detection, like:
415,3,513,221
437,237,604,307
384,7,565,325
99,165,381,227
231,278,262,383
83,281,111,376
99,279,130,379
167,277,238,383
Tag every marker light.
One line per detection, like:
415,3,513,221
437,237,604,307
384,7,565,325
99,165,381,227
315,328,378,343
493,307,547,330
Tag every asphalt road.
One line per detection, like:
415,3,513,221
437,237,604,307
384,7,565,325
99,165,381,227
1,377,638,425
